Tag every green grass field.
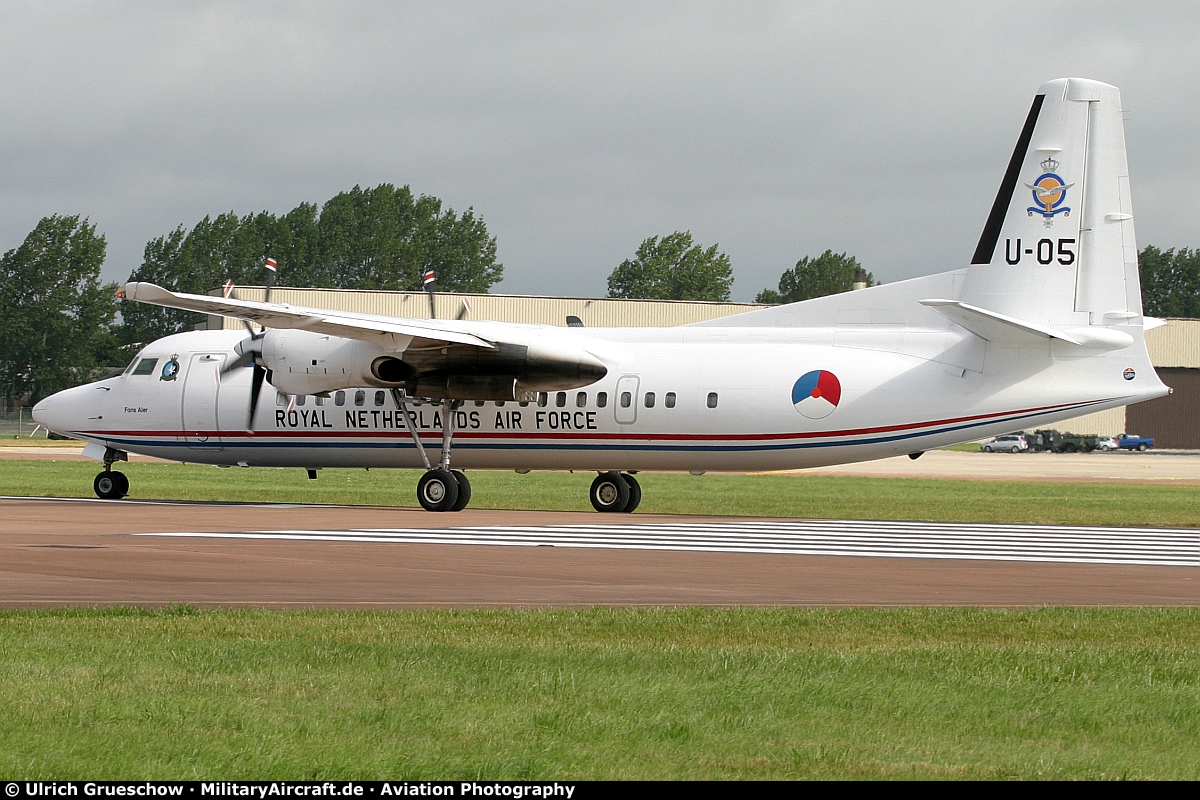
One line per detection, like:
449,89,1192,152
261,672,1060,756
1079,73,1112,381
4,459,1198,779
1,607,1197,780
3,458,1198,526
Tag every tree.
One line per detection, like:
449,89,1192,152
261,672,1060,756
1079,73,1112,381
607,231,733,301
313,184,501,292
0,216,118,404
119,185,503,346
755,250,873,304
1139,245,1200,318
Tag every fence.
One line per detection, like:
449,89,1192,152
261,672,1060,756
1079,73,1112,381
0,406,51,439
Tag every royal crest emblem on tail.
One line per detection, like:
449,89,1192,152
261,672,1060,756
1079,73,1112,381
1025,157,1074,227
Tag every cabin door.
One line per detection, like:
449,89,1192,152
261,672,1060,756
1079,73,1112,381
181,352,225,449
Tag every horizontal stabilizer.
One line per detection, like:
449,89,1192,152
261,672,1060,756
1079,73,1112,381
921,299,1136,350
919,299,1080,345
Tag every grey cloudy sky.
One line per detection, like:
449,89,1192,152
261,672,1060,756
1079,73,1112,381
2,1,1197,301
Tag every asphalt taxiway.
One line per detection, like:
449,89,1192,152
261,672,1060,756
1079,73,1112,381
2,496,1195,607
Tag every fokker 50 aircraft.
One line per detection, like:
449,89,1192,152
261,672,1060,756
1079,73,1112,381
34,78,1169,512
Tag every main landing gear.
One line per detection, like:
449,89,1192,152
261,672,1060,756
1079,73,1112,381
590,471,641,513
393,391,472,512
93,447,130,500
392,392,641,514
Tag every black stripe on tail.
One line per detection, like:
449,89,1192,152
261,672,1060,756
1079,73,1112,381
970,94,1044,265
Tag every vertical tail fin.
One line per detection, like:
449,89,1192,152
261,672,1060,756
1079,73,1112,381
963,78,1141,327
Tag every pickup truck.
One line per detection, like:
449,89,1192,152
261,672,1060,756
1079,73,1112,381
1116,434,1155,451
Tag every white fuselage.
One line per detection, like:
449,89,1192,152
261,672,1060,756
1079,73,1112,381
36,325,1158,473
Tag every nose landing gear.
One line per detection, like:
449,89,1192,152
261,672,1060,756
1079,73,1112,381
93,469,129,500
93,447,130,500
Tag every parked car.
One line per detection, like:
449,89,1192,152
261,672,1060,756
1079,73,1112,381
1097,436,1118,451
1116,434,1155,451
981,435,1028,453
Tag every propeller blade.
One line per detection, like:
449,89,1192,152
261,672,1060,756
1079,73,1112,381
222,279,257,335
263,257,277,304
247,364,267,431
220,349,256,375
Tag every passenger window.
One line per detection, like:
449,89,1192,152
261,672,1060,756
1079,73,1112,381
518,401,529,407
620,392,632,408
576,392,587,408
295,395,306,406
354,390,366,407
537,393,548,408
495,400,506,407
335,391,345,407
315,396,325,406
665,392,676,408
474,400,485,407
374,391,386,407
644,392,655,408
131,358,158,376
277,391,288,407
596,392,608,408
555,392,566,407
707,392,718,409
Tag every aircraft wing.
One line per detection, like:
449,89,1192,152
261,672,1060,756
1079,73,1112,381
119,282,495,350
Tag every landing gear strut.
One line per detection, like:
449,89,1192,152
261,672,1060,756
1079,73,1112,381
590,471,640,513
93,447,129,500
394,390,471,512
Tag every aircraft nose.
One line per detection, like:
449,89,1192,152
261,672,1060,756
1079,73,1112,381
31,386,87,435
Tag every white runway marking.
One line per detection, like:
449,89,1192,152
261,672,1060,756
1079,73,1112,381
134,519,1200,567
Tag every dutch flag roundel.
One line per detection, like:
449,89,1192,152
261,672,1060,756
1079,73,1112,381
792,370,841,419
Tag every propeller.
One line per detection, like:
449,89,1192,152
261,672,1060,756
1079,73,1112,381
220,257,279,429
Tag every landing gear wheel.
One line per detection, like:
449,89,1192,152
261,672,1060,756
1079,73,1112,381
450,470,472,512
590,471,631,513
417,469,460,512
620,473,641,513
94,471,128,500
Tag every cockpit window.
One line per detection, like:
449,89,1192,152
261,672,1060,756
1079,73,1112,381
131,358,159,376
122,357,139,375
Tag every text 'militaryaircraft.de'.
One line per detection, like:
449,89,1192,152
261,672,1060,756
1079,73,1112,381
33,78,1169,512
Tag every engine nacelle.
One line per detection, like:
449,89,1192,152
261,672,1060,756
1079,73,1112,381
254,327,608,400
259,329,405,396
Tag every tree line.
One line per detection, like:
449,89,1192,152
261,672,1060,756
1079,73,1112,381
1,185,1197,405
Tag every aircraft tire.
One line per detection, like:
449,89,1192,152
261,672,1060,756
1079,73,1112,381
620,473,641,513
449,470,472,512
94,471,128,500
417,469,460,512
590,471,630,513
